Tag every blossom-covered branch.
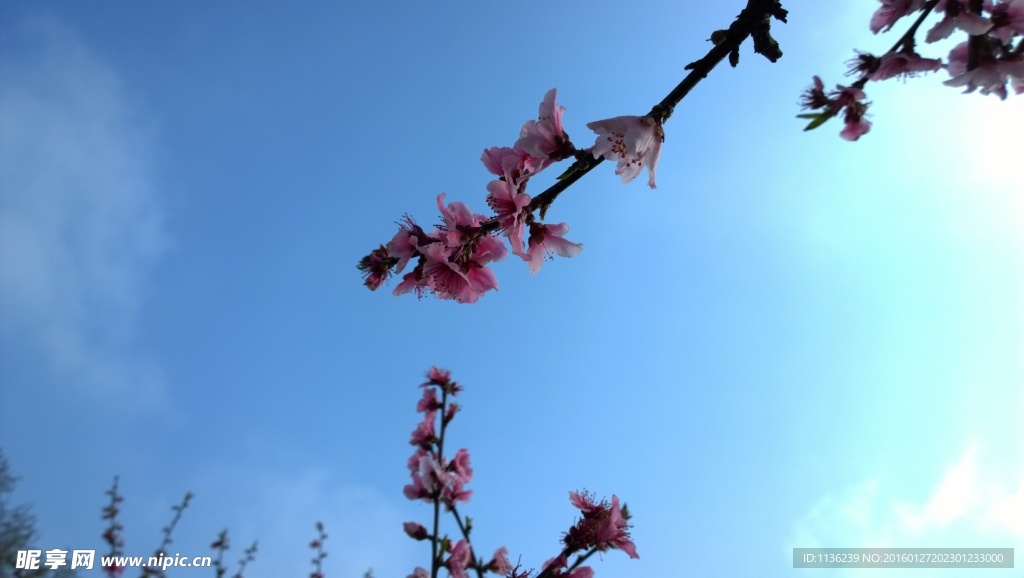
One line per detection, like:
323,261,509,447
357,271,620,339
799,0,1023,140
359,0,787,304
402,368,638,578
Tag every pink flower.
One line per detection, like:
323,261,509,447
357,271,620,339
987,0,1024,43
401,446,473,507
597,495,638,559
587,115,663,189
869,52,942,80
402,472,430,502
563,491,639,559
423,366,463,395
416,387,441,413
832,84,872,141
423,366,452,388
840,118,872,141
385,216,442,298
403,521,429,541
393,270,428,299
481,146,517,176
926,0,994,42
387,215,431,275
439,471,472,507
420,241,503,304
515,88,573,172
540,555,593,578
450,448,473,484
485,179,531,255
444,401,459,424
870,0,927,33
446,539,472,578
403,451,442,502
943,40,1024,98
830,84,868,110
419,194,508,304
798,77,872,140
407,568,430,578
436,193,485,249
481,146,538,192
394,195,508,303
522,222,584,274
406,448,428,475
569,491,601,514
799,76,831,109
409,411,436,448
357,245,395,290
485,547,510,574
542,555,568,572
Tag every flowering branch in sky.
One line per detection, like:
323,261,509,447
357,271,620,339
97,484,259,578
402,368,637,578
359,0,788,304
800,0,1024,139
360,0,1021,304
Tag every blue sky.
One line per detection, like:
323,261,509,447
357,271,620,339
1,1,1021,577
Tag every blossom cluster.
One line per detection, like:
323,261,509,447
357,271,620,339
563,492,638,560
359,89,664,303
402,367,505,578
799,77,875,140
801,0,1023,139
403,368,473,509
402,368,638,578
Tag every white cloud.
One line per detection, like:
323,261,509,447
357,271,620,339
891,441,1024,539
0,17,168,404
893,443,981,532
792,440,1024,577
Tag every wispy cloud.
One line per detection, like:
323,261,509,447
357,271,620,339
791,440,1023,577
0,16,168,404
892,441,1024,538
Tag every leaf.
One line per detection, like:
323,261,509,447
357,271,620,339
797,112,831,131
